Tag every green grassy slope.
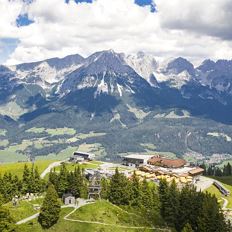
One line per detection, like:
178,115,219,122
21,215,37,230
16,201,166,232
69,200,152,227
205,176,232,208
0,160,56,177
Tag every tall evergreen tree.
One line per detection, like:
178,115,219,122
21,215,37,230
57,164,69,196
100,177,109,199
129,172,141,207
38,184,61,229
197,193,227,232
165,180,179,228
0,207,15,232
22,164,30,193
109,168,130,205
158,179,169,221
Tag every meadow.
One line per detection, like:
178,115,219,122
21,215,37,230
16,201,161,232
205,176,232,208
0,160,56,178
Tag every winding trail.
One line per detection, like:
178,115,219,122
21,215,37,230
16,199,170,231
40,160,65,179
222,197,229,210
64,200,169,231
16,213,40,225
16,204,75,225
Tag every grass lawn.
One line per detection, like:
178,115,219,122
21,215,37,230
69,200,152,227
53,161,104,172
77,131,106,139
205,176,232,208
204,185,224,207
3,198,44,222
0,160,56,178
26,127,76,136
16,205,163,232
77,143,106,157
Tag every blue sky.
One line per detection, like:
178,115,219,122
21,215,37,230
0,38,19,64
16,13,34,27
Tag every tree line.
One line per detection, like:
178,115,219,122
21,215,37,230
48,164,88,198
200,162,232,177
0,164,45,204
158,179,230,232
0,164,45,231
101,168,231,232
0,164,231,231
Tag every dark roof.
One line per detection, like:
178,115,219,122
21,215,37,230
148,157,186,168
62,193,74,198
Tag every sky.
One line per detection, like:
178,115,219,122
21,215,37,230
0,0,232,65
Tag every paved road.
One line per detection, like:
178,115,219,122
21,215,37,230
40,160,65,179
194,176,214,192
222,197,229,210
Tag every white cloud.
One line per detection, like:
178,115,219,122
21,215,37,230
1,0,232,65
156,0,232,40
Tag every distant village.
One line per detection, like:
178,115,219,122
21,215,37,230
70,151,204,187
63,150,230,206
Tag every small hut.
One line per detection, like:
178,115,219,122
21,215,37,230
62,193,75,205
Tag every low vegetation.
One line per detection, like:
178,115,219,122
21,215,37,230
205,176,232,208
26,127,76,136
68,200,153,227
16,207,156,232
4,198,44,222
0,162,231,232
53,161,103,172
0,160,55,178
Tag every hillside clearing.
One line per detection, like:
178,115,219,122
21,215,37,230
3,198,44,222
16,204,165,232
0,160,56,177
205,177,232,208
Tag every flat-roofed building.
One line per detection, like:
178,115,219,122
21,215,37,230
70,151,95,163
123,154,155,167
188,167,204,179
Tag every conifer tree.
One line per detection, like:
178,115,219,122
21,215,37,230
48,170,59,190
165,180,179,228
34,166,44,193
140,179,161,224
57,164,69,196
130,172,141,206
158,179,169,220
38,184,61,229
22,164,30,193
109,168,130,205
0,207,15,232
100,177,109,199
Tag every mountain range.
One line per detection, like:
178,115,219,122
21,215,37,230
1,50,232,162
